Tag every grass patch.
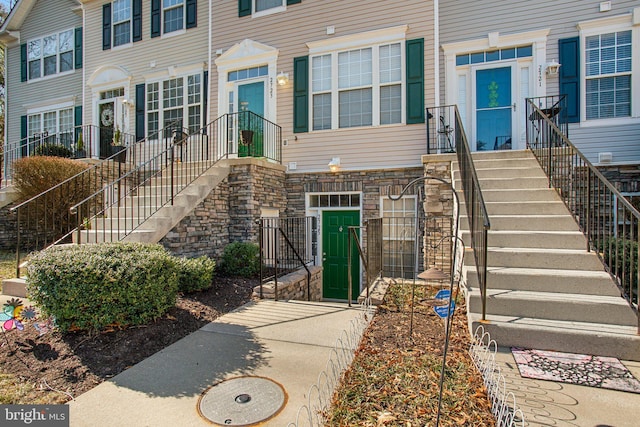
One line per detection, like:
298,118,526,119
0,250,15,291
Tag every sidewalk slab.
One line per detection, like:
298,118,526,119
69,300,368,427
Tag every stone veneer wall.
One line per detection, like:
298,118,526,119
598,164,640,194
252,265,323,301
160,159,287,260
0,202,19,250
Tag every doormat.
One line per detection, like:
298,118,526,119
511,347,640,394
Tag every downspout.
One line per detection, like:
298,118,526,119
433,0,440,105
207,0,212,125
81,3,86,155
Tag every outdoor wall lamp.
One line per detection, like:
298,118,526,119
276,71,289,86
546,59,561,76
328,157,340,172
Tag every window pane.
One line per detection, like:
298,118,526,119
27,40,41,60
163,108,183,129
500,48,515,59
339,88,372,128
470,52,484,64
28,59,41,79
44,56,57,76
113,22,131,46
43,112,57,134
313,93,331,130
485,50,499,62
338,48,372,89
59,108,73,132
164,3,184,33
256,0,282,12
148,112,159,135
188,105,200,133
163,0,183,7
28,115,42,136
59,30,73,52
585,75,631,119
43,35,57,56
517,45,532,57
379,43,401,83
456,54,469,66
312,55,331,92
147,83,159,110
113,0,132,22
163,78,183,109
188,74,201,104
380,84,401,125
59,51,73,72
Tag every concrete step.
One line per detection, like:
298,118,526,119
455,176,550,190
73,228,157,244
464,265,620,296
468,288,636,326
1,277,27,297
461,214,579,232
469,149,534,160
461,229,586,249
473,188,561,202
453,166,546,180
464,247,606,271
460,200,569,216
454,157,538,171
467,313,640,361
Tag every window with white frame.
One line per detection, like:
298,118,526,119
146,73,202,136
27,30,74,80
381,196,417,278
585,30,632,120
27,108,74,143
255,0,284,13
163,0,185,34
311,42,403,130
112,0,132,47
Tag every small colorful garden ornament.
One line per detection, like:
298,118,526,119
0,298,25,331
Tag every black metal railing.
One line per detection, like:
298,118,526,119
526,95,568,142
526,98,640,332
223,111,282,163
380,216,426,280
426,106,457,154
1,125,136,189
348,218,383,305
258,216,317,301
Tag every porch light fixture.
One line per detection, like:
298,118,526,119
545,59,561,76
328,157,340,172
276,72,289,86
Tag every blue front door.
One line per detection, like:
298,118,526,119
476,67,513,151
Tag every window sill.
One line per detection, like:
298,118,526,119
310,122,406,133
112,42,133,51
252,6,286,18
578,116,640,128
27,69,75,84
161,28,186,40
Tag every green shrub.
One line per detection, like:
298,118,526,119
175,256,216,293
34,144,73,158
601,237,638,293
26,243,179,332
221,242,260,277
13,156,90,202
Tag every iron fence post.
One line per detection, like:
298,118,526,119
586,171,591,252
15,207,21,278
348,228,353,307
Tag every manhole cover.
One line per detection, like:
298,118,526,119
198,376,287,426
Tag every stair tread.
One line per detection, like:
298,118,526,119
479,288,627,305
482,246,594,254
469,313,639,336
466,265,611,278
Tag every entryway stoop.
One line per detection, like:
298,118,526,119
457,150,640,361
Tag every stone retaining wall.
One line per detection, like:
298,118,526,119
253,265,323,301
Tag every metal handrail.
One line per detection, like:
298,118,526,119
347,219,383,307
526,97,640,331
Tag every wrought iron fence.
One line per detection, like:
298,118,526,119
258,216,317,301
426,105,457,154
526,97,639,332
347,218,384,304
222,111,282,163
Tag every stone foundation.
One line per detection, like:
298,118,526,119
252,265,323,301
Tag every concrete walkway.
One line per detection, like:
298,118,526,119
68,299,368,426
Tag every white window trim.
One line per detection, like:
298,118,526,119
252,0,286,18
307,26,408,132
112,0,133,48
161,0,186,36
27,106,75,137
577,11,640,126
26,28,76,83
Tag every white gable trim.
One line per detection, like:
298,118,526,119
306,25,408,55
87,64,132,89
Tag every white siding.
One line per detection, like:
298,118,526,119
211,0,437,173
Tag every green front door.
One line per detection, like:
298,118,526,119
322,210,360,301
238,81,265,157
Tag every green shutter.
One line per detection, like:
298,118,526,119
135,84,146,141
74,106,83,145
406,38,424,124
559,37,580,123
203,71,209,126
102,4,111,50
133,0,142,42
239,0,251,17
186,0,197,28
293,56,309,133
151,0,161,38
74,27,83,69
21,115,28,141
20,43,27,82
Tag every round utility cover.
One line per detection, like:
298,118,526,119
198,376,287,426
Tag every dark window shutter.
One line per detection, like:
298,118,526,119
287,0,302,4
133,0,142,42
406,38,424,124
203,71,208,126
74,27,83,69
135,83,146,141
186,0,197,28
20,43,27,82
239,0,251,17
293,56,309,133
21,115,28,140
102,4,111,50
559,37,580,123
151,0,161,38
74,105,83,144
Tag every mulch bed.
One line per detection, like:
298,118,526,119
0,276,256,403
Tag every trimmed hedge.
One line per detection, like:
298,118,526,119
175,256,216,293
26,243,179,332
220,242,260,277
